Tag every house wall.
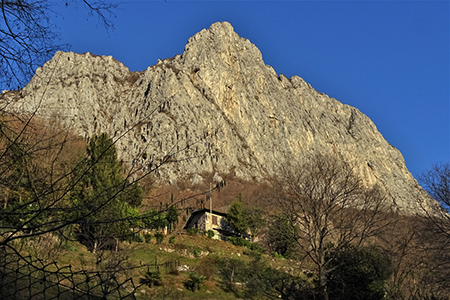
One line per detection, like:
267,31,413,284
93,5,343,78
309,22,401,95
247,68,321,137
204,212,225,231
196,212,230,240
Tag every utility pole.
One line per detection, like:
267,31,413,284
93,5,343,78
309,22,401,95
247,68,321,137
210,182,212,214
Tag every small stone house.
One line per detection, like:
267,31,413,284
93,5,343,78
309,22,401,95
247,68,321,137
183,209,234,240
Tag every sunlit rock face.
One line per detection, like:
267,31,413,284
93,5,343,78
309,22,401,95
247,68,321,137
1,21,435,214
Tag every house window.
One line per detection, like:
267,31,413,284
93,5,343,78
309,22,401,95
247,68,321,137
212,215,218,225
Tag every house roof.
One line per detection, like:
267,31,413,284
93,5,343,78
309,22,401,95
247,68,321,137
183,208,228,229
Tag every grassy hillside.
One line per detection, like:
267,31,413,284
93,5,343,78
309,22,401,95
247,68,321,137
10,232,305,300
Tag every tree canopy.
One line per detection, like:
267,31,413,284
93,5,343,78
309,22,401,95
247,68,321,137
70,133,142,252
327,245,393,300
227,196,247,236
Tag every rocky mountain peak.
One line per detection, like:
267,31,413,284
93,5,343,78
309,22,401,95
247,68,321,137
181,21,263,65
0,22,438,215
176,21,266,89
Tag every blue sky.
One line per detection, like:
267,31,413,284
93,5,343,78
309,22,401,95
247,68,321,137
50,0,449,178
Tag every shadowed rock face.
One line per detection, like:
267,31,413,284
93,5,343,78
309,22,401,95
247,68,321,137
1,21,435,214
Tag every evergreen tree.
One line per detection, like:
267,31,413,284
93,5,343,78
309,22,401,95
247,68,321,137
268,214,299,258
227,196,248,236
71,133,142,252
227,196,265,240
245,207,265,241
166,205,178,232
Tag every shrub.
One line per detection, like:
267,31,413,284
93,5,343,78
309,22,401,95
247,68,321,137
168,235,175,244
249,243,266,254
154,232,164,244
127,233,143,243
242,258,312,300
228,236,250,247
184,273,206,292
273,252,284,259
187,228,199,236
228,236,265,254
206,230,215,239
140,270,162,288
143,233,152,243
192,247,203,258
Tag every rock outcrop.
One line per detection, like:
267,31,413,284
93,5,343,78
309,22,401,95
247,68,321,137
1,22,435,214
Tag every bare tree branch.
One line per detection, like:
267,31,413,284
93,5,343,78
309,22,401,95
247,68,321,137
0,0,119,90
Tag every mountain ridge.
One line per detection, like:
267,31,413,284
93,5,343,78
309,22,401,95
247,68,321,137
0,21,436,214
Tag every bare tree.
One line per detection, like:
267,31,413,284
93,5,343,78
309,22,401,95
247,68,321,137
272,153,391,300
417,163,450,298
419,163,450,251
0,0,118,90
420,163,450,215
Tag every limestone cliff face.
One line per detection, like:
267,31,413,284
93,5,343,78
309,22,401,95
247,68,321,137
1,22,435,213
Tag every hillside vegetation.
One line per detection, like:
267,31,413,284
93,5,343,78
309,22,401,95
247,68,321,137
0,115,449,300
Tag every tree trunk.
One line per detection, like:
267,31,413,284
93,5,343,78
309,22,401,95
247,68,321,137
318,262,329,300
319,276,329,300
